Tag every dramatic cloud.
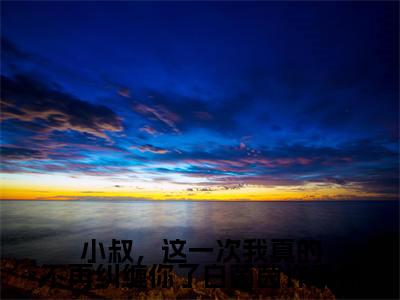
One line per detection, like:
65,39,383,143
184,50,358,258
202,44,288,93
0,146,46,160
134,103,181,133
117,87,131,98
139,125,158,135
1,74,123,140
131,91,252,135
0,2,398,200
131,144,169,154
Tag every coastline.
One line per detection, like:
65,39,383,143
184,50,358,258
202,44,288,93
1,258,335,299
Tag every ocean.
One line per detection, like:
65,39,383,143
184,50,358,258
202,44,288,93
1,200,399,298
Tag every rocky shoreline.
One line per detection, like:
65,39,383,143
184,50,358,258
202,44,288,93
1,258,335,299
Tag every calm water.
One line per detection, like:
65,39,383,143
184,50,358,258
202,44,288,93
1,200,399,297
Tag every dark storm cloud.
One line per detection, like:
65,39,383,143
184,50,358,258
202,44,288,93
1,74,123,140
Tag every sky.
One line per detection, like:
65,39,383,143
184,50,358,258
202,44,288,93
0,1,398,201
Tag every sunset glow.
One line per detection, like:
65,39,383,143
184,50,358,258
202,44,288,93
1,2,398,201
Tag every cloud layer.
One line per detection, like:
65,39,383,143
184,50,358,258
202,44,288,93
0,2,398,200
